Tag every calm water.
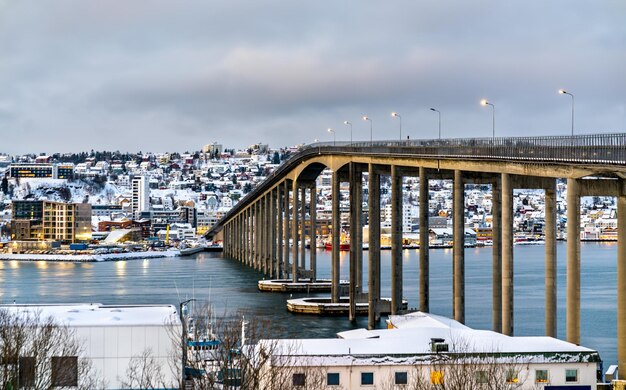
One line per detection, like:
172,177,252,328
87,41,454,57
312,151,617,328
0,242,618,365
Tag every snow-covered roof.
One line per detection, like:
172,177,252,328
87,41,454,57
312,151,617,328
0,303,180,327
259,312,599,365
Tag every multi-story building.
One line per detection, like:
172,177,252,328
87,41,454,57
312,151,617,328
131,176,149,219
9,163,74,179
10,200,92,243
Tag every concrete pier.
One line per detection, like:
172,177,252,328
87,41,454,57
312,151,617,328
618,181,626,376
291,179,299,282
419,167,429,313
453,170,465,323
276,186,283,278
545,181,557,337
491,178,502,332
331,171,341,303
310,182,317,282
368,164,381,330
283,180,290,278
502,173,514,335
349,163,359,321
566,178,581,345
391,165,403,315
300,186,306,271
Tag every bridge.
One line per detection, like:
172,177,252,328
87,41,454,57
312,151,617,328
206,133,626,372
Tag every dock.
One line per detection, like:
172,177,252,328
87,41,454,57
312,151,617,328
258,278,349,293
286,297,408,316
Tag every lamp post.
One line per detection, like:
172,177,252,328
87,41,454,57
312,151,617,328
391,112,402,141
343,120,353,145
429,108,441,139
559,89,575,136
481,99,495,139
179,298,196,382
363,116,373,146
327,128,335,146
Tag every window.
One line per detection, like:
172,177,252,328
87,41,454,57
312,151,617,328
430,370,444,385
19,357,36,388
292,373,306,387
565,368,578,383
51,356,78,387
505,369,519,384
475,370,488,384
535,369,549,383
361,372,374,386
327,372,340,386
395,371,408,385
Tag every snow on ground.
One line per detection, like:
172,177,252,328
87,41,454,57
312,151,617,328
11,178,122,205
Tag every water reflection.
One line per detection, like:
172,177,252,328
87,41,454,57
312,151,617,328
115,260,127,277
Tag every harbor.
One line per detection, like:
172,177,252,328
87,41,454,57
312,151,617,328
0,242,619,368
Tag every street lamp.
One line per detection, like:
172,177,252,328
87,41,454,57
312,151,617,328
429,108,441,139
327,128,335,146
391,112,402,141
343,120,353,145
363,116,373,146
179,298,196,382
481,99,495,139
559,89,575,136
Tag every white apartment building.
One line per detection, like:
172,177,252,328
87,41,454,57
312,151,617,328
131,176,149,219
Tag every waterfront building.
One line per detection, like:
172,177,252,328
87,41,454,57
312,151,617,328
10,200,92,246
254,312,600,389
0,303,180,389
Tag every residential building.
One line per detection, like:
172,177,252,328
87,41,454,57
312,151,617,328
131,176,149,219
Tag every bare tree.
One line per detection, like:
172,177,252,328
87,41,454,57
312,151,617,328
180,304,330,390
118,348,168,390
0,308,103,389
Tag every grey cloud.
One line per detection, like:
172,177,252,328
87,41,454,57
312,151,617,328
0,1,624,154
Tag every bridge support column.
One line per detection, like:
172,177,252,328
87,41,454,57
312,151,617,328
492,178,502,332
300,186,306,272
453,170,465,323
255,202,261,271
310,182,317,282
355,172,363,294
502,173,514,335
368,164,381,330
269,190,277,278
263,194,269,275
618,181,626,376
566,178,581,345
419,167,429,313
277,186,283,278
244,209,249,266
292,180,300,282
545,181,557,337
349,164,358,321
331,170,341,303
283,180,291,279
391,165,403,315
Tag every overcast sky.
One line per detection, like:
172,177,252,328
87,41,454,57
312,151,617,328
0,1,624,155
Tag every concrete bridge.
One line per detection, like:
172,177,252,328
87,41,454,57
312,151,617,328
206,133,626,372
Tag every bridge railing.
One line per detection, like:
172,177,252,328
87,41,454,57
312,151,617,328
302,133,626,165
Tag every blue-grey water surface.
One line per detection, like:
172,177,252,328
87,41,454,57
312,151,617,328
0,242,617,366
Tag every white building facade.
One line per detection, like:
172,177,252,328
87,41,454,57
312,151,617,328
0,303,181,389
255,312,601,390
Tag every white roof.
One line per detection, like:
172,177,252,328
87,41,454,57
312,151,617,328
259,312,598,365
0,303,180,327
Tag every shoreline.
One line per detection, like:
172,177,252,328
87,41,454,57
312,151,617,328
0,250,181,262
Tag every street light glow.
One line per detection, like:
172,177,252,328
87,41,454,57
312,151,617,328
481,99,490,106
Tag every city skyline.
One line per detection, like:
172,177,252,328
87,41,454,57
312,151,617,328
0,1,624,154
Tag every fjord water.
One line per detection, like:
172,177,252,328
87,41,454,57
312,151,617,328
0,242,617,366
